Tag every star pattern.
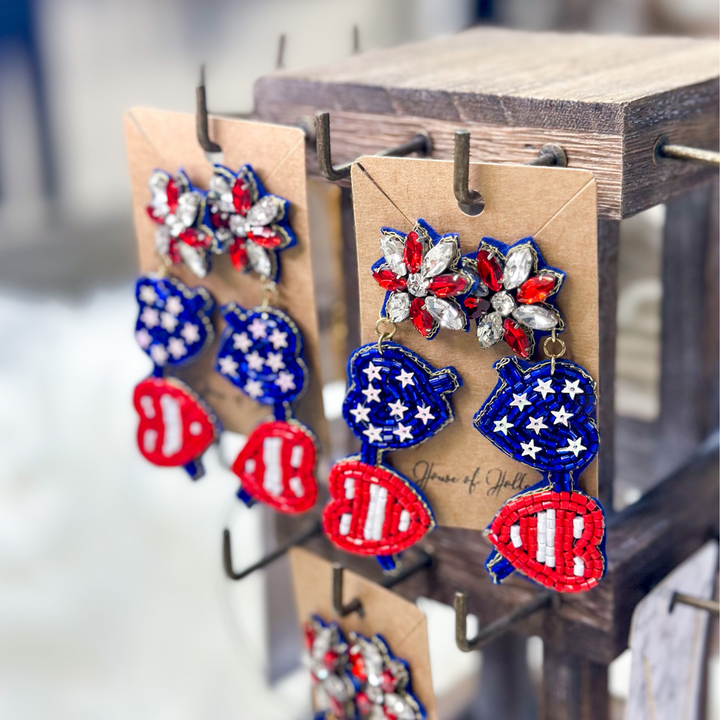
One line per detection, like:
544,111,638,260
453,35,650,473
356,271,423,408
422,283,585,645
389,400,408,419
233,332,252,352
140,307,159,328
165,296,183,315
396,369,415,388
551,405,573,426
562,380,584,400
363,363,382,381
181,323,200,344
526,416,548,435
244,379,264,398
558,437,587,456
150,345,168,365
493,416,514,435
248,319,267,339
535,379,555,399
393,423,413,442
363,424,383,443
160,312,178,332
246,351,264,371
139,285,158,304
415,405,435,425
167,337,187,359
275,371,296,393
349,404,371,423
268,328,288,350
135,328,151,349
265,352,285,373
520,439,541,459
510,393,531,411
218,356,239,378
362,384,382,403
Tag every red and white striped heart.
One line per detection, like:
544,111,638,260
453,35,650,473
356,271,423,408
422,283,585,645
133,377,218,477
323,459,436,557
487,489,605,593
232,420,317,513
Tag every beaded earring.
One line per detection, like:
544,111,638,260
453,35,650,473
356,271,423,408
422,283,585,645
210,164,319,514
468,237,606,593
323,219,469,570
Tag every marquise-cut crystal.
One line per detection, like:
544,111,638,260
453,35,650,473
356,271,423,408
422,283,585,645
386,291,411,322
246,241,273,278
149,171,169,195
503,244,534,290
177,192,200,227
232,181,252,214
178,242,208,278
403,230,424,274
229,214,249,236
155,226,170,255
476,249,503,292
406,272,429,297
425,296,465,330
427,273,471,298
247,195,281,225
491,290,516,316
409,297,436,337
209,173,231,195
512,304,558,330
380,233,407,277
503,318,531,358
464,295,490,319
373,267,407,291
477,311,503,348
516,274,557,304
420,239,457,278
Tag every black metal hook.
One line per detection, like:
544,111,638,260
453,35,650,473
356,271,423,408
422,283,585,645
670,591,720,615
454,130,568,216
223,518,322,581
315,112,432,182
653,135,720,167
454,590,554,652
196,65,222,154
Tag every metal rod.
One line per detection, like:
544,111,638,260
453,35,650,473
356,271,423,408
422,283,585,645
454,590,554,652
654,135,720,166
223,519,322,581
528,143,568,168
670,592,720,615
275,34,286,70
315,112,431,182
196,65,222,154
352,24,360,54
454,130,485,216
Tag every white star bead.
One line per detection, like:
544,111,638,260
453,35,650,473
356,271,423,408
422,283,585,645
140,307,159,328
510,393,531,411
160,312,178,332
268,328,288,350
167,337,187,359
265,352,286,373
393,423,414,442
165,296,183,315
535,379,555,399
363,362,383,381
275,371,296,393
493,416,514,435
415,405,435,425
139,285,158,305
520,439,541,459
246,351,264,371
248,318,267,339
244,379,264,398
233,332,252,353
362,384,381,403
349,404,370,423
389,400,408,419
150,344,168,365
363,424,383,443
397,369,415,388
551,405,574,426
181,323,200,344
135,328,152,349
562,379,584,400
526,416,548,435
218,355,239,378
558,437,587,457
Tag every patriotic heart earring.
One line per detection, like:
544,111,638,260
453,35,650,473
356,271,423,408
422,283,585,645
468,237,606,593
210,164,318,514
133,271,221,479
304,615,426,720
323,220,469,570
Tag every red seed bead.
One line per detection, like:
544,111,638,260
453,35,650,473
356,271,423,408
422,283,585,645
428,273,470,298
373,267,408,292
409,297,435,337
403,230,424,274
517,274,556,304
503,319,531,358
476,249,503,292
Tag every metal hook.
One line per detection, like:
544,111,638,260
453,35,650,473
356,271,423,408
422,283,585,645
315,112,432,182
352,24,361,54
670,592,720,615
223,519,322,581
653,135,720,167
454,590,554,652
196,65,222,154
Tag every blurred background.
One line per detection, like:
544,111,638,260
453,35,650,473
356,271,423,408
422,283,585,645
0,0,717,718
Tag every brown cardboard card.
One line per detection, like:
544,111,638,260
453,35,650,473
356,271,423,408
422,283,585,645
125,108,326,447
289,547,437,720
351,156,598,530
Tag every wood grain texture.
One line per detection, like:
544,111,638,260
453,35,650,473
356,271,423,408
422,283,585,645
253,28,719,219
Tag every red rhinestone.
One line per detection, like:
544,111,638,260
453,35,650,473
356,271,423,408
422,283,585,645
322,650,340,670
179,228,210,249
409,297,435,337
167,239,182,265
232,180,252,215
503,318,531,358
373,267,407,292
247,227,283,248
166,179,179,211
145,205,162,224
210,210,229,229
230,241,248,271
403,230,423,274
380,669,398,693
349,651,367,681
356,692,373,715
427,273,470,298
517,274,556,304
303,624,315,650
476,249,503,292
464,295,490,319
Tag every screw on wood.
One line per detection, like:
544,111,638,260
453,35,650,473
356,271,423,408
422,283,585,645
315,112,432,182
653,135,720,166
223,518,322,581
454,589,555,652
196,65,222,155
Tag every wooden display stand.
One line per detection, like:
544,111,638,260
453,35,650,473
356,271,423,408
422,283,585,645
251,28,719,719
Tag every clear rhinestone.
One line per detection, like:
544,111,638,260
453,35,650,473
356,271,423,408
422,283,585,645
167,215,185,237
503,244,534,290
155,225,170,255
420,239,458,278
512,304,559,330
406,272,429,297
178,243,208,278
379,233,407,277
213,227,233,252
177,192,200,227
425,296,465,330
386,291,411,323
246,241,273,277
247,195,282,226
477,312,503,348
491,290,516,316
209,174,231,195
229,214,249,237
148,171,169,195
